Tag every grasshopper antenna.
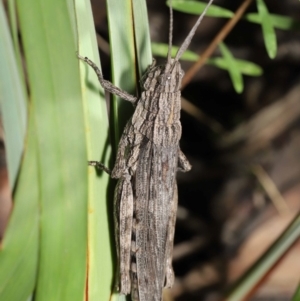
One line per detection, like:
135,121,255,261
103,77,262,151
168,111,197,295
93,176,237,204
174,0,214,62
167,0,173,64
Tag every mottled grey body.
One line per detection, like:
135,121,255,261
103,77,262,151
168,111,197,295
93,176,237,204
111,60,191,301
79,1,213,300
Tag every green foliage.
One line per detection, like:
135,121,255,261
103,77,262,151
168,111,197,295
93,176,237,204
0,0,151,300
256,0,277,58
151,42,263,93
0,3,38,300
164,0,299,93
219,42,243,93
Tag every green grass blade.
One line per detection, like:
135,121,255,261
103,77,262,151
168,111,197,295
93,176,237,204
7,0,27,96
75,0,113,300
225,213,300,301
151,42,263,77
132,0,152,76
106,0,137,146
0,4,38,301
106,0,152,145
0,117,39,301
256,0,277,58
168,0,234,18
0,1,27,188
219,42,243,93
16,0,88,300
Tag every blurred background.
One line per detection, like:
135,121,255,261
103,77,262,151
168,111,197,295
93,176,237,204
1,0,300,300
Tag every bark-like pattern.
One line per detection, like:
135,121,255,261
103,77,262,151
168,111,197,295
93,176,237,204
111,60,191,301
133,142,178,301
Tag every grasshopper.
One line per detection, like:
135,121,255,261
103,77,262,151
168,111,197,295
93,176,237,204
78,0,214,300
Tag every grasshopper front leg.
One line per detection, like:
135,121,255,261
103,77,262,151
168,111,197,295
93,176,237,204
77,55,137,104
88,161,111,175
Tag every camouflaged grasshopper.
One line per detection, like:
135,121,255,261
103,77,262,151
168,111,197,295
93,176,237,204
78,0,213,300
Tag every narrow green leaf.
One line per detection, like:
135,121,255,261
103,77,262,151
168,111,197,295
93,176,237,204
211,57,263,76
219,42,243,93
0,1,27,188
256,0,277,58
168,0,234,18
225,213,300,301
245,13,300,30
151,42,263,77
7,0,26,91
75,0,113,300
16,0,88,300
132,0,152,77
107,0,137,147
0,116,39,301
0,4,38,301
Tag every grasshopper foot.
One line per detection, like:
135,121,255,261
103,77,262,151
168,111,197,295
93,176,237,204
88,161,111,175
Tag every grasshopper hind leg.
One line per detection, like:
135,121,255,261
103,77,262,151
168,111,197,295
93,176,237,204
114,177,134,294
164,184,178,288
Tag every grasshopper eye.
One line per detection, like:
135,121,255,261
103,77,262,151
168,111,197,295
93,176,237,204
158,74,166,84
158,75,163,83
158,74,172,86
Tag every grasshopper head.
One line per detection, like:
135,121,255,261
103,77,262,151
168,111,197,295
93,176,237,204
142,59,184,93
161,59,185,92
